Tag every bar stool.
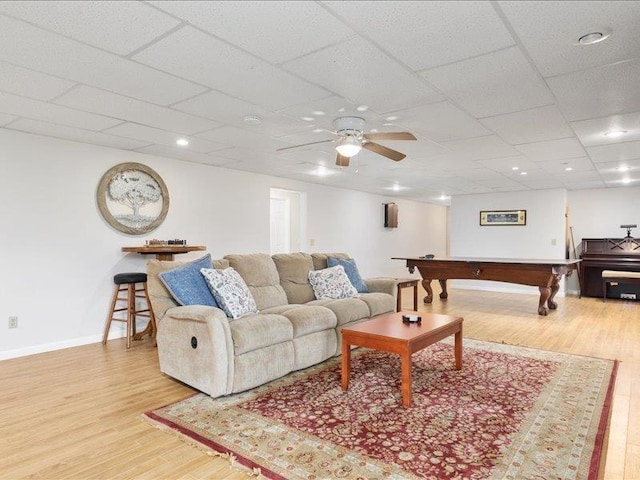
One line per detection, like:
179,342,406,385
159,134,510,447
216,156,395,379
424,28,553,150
102,272,156,349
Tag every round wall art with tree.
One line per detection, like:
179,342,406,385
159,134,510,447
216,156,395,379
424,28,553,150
97,162,169,235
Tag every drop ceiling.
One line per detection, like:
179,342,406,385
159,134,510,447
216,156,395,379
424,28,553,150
1,1,639,204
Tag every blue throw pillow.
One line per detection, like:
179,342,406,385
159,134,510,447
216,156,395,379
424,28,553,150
326,257,369,293
159,254,220,308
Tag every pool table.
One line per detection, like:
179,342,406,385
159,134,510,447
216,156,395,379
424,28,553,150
393,257,580,316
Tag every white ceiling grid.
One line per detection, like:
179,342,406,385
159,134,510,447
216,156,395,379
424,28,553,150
0,0,638,204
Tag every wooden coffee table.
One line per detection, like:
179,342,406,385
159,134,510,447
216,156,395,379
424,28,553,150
341,311,463,407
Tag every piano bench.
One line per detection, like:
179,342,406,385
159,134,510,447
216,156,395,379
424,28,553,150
602,270,640,302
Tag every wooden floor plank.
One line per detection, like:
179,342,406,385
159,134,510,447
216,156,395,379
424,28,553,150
0,289,637,479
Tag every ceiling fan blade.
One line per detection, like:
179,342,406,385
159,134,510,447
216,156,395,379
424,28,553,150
336,153,350,167
362,142,406,161
364,132,416,141
276,138,334,152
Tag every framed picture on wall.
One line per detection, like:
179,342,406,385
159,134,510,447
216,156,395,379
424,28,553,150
97,162,170,235
480,209,526,226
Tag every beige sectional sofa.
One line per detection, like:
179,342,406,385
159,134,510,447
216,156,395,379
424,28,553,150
147,252,397,398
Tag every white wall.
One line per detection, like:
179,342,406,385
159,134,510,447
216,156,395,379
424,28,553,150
566,187,640,293
0,129,447,359
449,189,568,294
568,187,640,243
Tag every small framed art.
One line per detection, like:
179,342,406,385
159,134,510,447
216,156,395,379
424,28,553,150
480,209,526,226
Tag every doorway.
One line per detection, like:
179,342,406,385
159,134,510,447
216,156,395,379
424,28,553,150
270,188,306,254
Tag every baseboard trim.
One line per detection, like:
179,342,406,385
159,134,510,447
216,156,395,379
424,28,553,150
451,283,567,298
0,332,125,362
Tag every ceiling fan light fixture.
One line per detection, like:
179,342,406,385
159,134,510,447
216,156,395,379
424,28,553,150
336,136,362,157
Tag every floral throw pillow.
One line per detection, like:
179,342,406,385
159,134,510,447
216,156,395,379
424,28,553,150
200,267,258,319
308,265,359,300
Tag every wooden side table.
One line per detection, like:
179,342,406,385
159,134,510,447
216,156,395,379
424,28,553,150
121,245,206,261
396,278,419,311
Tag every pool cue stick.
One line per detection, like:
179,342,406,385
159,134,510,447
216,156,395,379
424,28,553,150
570,226,582,298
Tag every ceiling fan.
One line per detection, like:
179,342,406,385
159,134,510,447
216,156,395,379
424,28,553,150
276,116,417,167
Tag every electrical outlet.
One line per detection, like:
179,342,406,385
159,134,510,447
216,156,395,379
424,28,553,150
8,316,18,329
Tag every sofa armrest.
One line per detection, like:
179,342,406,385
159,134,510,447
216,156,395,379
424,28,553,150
363,277,398,297
165,304,229,323
157,305,234,397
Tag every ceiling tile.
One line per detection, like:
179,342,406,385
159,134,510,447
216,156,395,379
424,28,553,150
277,96,362,130
392,102,490,143
0,1,180,55
7,118,149,150
547,59,640,121
102,123,229,153
571,111,640,147
498,1,640,77
136,145,239,167
594,158,640,176
214,147,304,167
151,1,354,64
173,90,316,138
419,154,477,172
440,135,519,161
0,112,17,126
512,178,565,189
172,90,272,125
0,91,121,130
535,156,596,175
0,2,637,203
586,141,640,164
515,137,586,162
133,26,329,111
379,139,450,161
563,180,607,190
324,1,514,71
602,176,638,188
480,105,574,145
283,37,443,114
0,16,206,105
55,86,219,135
195,125,289,152
421,46,554,117
0,61,75,101
477,155,540,174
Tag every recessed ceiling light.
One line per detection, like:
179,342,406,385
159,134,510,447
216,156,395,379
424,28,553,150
176,138,189,146
604,130,627,138
511,166,520,171
520,171,527,176
618,165,629,172
578,31,609,45
439,194,449,201
357,105,369,112
370,128,378,133
622,177,631,184
243,115,262,125
338,107,345,113
565,167,573,171
385,116,399,121
312,128,324,133
312,165,336,177
311,110,325,116
383,122,394,126
300,116,314,122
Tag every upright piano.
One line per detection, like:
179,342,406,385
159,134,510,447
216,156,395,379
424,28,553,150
580,237,640,299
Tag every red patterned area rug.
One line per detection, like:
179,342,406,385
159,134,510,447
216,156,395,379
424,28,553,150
143,339,617,480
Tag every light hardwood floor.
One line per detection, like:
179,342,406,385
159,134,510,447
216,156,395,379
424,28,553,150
1,288,638,479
